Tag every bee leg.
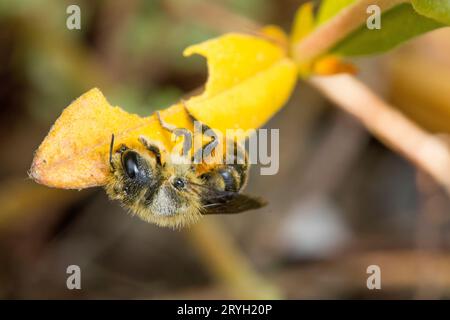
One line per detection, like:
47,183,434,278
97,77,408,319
180,100,213,134
156,110,177,132
138,136,164,166
228,140,247,164
109,134,115,171
192,133,219,163
225,139,249,190
117,144,129,153
156,111,192,157
179,101,219,163
109,134,130,172
179,100,215,149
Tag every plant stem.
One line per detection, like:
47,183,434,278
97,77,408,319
293,0,410,63
309,75,450,193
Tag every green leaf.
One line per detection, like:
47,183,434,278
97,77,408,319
331,3,444,56
412,0,450,25
316,0,357,25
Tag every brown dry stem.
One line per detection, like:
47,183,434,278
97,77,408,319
310,75,450,193
293,0,410,63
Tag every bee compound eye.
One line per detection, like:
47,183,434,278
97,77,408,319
219,168,238,192
172,177,186,190
122,151,140,179
219,169,232,181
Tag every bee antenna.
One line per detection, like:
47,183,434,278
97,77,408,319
109,134,115,171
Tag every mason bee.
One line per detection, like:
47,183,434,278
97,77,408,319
105,108,266,228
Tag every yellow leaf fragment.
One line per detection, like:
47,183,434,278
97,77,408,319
30,88,192,189
31,33,298,190
290,2,316,76
260,25,289,49
290,2,315,45
183,33,297,138
30,88,141,189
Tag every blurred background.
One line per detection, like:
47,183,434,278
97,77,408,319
2,0,450,299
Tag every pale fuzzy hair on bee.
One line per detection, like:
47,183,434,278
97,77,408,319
119,188,203,228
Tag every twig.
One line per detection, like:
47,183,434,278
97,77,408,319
293,0,409,62
309,75,450,193
293,0,450,193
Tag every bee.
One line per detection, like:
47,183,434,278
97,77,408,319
105,108,266,228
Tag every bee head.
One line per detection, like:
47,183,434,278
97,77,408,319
105,143,204,228
104,135,265,228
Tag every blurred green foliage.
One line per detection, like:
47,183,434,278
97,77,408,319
0,0,271,123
